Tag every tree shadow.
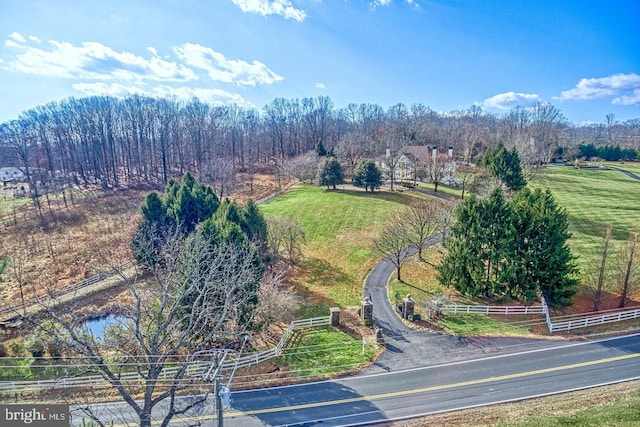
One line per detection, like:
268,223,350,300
329,187,416,206
228,380,389,426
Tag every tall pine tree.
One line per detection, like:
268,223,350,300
438,187,577,307
478,142,527,192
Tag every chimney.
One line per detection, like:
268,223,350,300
432,145,437,161
448,146,453,158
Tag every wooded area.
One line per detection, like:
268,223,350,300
1,96,638,194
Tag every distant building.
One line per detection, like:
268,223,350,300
0,167,25,183
395,145,456,185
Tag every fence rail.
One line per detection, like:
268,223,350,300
0,316,331,394
549,307,640,332
0,262,132,320
442,296,639,334
441,304,547,315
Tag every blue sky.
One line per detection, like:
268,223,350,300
0,0,638,125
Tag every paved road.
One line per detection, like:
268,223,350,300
72,334,640,426
607,165,640,181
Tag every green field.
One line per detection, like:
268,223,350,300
532,166,640,277
277,327,376,377
261,167,640,312
259,184,422,308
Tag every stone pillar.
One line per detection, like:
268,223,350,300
361,296,373,323
330,307,340,326
375,328,385,345
402,294,414,319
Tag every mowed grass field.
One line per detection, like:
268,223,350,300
259,184,423,309
261,166,639,314
532,166,640,277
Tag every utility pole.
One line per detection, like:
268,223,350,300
214,353,223,427
200,337,249,427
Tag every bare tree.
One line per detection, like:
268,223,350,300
372,221,413,281
455,165,476,199
254,271,299,325
266,216,307,264
592,225,613,312
202,157,236,199
401,199,447,261
22,231,264,427
423,150,454,192
287,152,318,183
614,224,640,308
335,131,371,176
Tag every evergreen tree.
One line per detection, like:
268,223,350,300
315,141,327,156
527,189,578,307
476,188,512,296
132,172,220,266
352,159,382,192
131,191,171,267
241,199,268,246
438,195,487,297
316,157,344,190
166,172,219,234
478,142,527,191
438,187,578,307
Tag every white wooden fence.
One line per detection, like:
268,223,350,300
441,304,547,315
441,293,640,334
0,316,331,394
547,307,640,333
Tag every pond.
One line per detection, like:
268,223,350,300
84,315,127,338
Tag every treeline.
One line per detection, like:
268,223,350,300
0,95,639,191
578,143,639,161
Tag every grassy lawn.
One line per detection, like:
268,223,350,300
277,326,377,377
259,184,424,308
532,166,640,277
438,314,533,336
606,161,640,174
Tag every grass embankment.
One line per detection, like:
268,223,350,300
259,184,423,311
278,326,377,377
407,380,640,427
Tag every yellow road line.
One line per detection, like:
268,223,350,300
100,352,640,426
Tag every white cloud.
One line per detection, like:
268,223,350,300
174,43,283,86
556,73,640,106
482,92,541,110
9,32,26,43
612,89,640,106
72,82,148,97
370,0,392,7
370,0,419,9
4,38,197,83
28,36,41,43
4,39,23,48
3,34,280,109
231,0,307,22
315,82,326,89
72,82,254,107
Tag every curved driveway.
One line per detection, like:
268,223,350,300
362,233,555,373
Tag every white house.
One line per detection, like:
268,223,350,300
0,167,25,183
394,146,456,184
